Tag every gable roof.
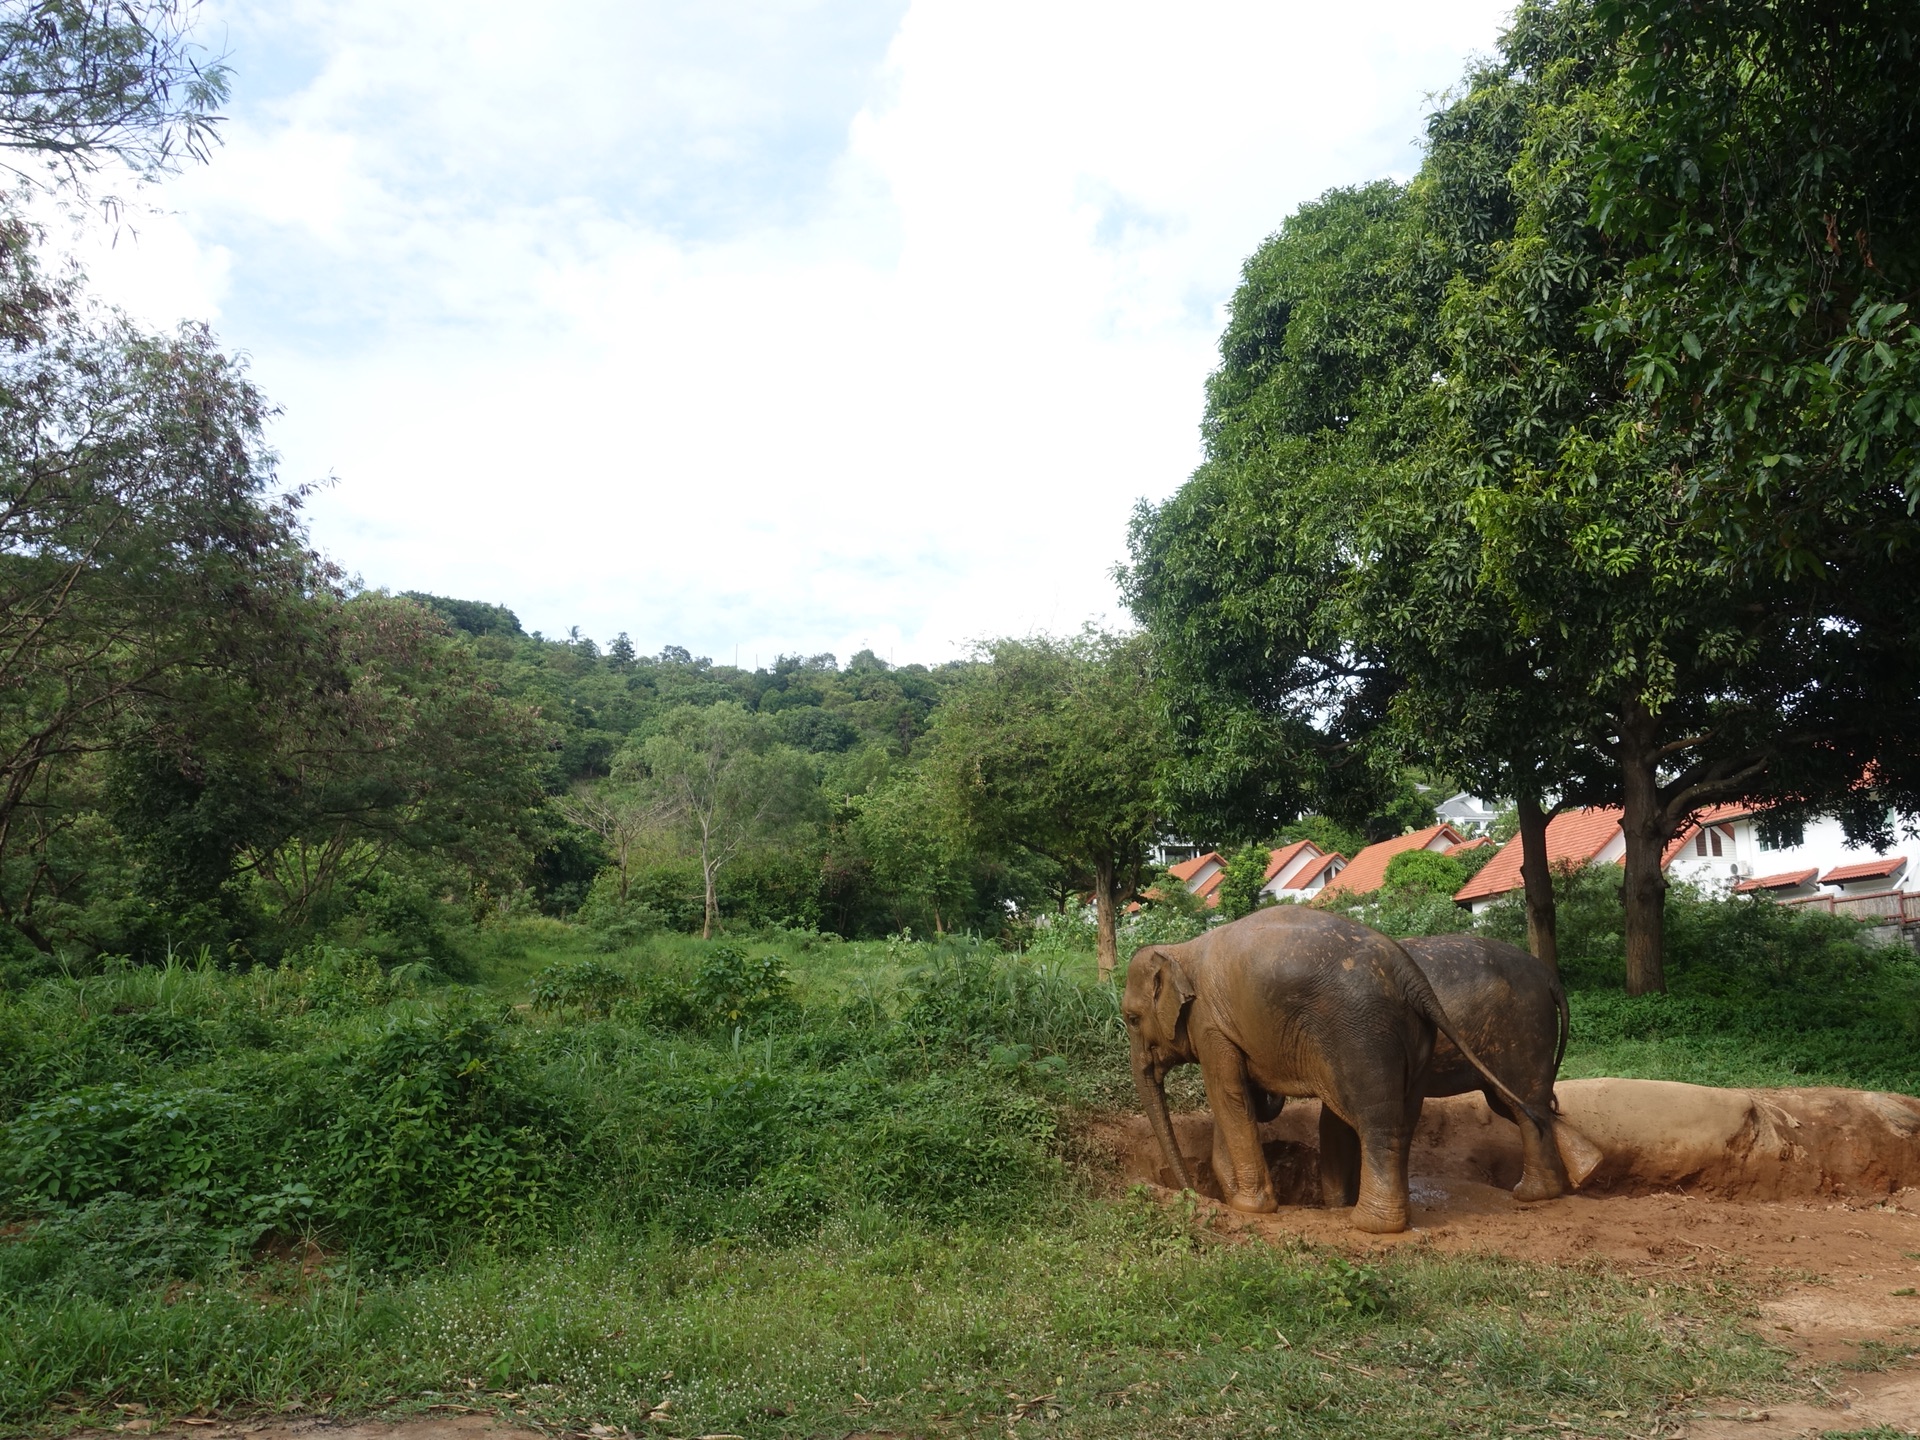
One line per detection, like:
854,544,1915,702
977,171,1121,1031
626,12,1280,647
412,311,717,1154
1452,807,1625,905
1262,839,1319,885
1446,837,1493,857
1193,867,1228,906
1322,823,1467,896
1732,868,1819,893
1821,856,1907,886
1168,851,1223,884
1664,803,1753,864
1290,852,1346,889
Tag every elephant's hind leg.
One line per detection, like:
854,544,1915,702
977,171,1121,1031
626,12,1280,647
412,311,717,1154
1484,1088,1571,1202
1348,1098,1418,1234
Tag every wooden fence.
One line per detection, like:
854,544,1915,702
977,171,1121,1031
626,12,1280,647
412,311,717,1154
1784,888,1920,936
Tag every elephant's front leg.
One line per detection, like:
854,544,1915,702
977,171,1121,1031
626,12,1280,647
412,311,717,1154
1317,1106,1360,1209
1196,1040,1277,1213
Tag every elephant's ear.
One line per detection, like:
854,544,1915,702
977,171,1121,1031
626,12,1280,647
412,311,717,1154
1149,950,1195,1040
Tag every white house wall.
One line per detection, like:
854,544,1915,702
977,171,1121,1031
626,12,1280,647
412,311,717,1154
1668,813,1919,897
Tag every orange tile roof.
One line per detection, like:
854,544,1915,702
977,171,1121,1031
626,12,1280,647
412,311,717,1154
1821,856,1907,886
1262,840,1318,885
1732,868,1818,893
1168,851,1222,884
1452,808,1625,905
1194,867,1227,907
1321,823,1466,897
1445,837,1493,856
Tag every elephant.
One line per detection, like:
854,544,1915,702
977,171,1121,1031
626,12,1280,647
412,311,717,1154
1124,906,1554,1233
1374,933,1600,1203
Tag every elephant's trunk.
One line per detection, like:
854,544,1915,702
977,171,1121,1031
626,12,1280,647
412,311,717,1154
1135,1061,1197,1193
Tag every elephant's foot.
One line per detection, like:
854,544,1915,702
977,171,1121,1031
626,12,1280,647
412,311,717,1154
1511,1168,1569,1203
1349,1200,1409,1234
1226,1186,1278,1214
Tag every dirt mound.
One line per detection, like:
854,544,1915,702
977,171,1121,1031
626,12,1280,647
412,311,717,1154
1099,1078,1920,1205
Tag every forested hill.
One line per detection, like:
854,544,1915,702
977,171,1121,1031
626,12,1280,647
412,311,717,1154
400,593,968,787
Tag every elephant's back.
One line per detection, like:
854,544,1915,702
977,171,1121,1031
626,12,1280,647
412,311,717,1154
1221,905,1422,1004
1400,934,1562,1096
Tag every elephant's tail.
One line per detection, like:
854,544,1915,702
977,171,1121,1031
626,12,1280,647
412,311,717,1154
1549,975,1570,1115
1400,956,1555,1137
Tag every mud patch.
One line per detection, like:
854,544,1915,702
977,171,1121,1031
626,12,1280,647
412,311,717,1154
1082,1076,1920,1359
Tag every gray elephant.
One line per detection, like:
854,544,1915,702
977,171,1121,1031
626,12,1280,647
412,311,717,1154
1377,934,1599,1202
1124,906,1553,1233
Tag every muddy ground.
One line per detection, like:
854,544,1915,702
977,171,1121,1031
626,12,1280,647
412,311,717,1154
122,1080,1920,1440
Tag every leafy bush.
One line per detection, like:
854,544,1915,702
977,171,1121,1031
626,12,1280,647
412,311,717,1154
1383,848,1469,895
1214,843,1273,920
689,946,794,1030
0,1005,568,1271
317,1013,564,1262
530,957,634,1017
1323,885,1475,939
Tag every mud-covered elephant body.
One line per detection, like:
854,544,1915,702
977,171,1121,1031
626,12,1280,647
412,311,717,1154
1124,907,1550,1233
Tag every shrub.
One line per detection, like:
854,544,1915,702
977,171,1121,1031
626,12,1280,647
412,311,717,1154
574,868,671,950
316,1012,564,1262
1382,848,1468,895
690,946,795,1031
1214,843,1273,921
529,958,633,1017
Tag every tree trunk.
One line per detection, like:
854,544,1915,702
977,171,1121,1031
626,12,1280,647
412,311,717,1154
1619,704,1668,996
1094,853,1119,980
702,860,718,940
1515,791,1559,974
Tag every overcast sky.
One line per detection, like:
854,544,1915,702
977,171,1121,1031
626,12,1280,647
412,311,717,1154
76,0,1513,665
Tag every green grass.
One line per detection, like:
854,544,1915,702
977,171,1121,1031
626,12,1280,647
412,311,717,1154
5,1202,1782,1438
3,907,1914,1436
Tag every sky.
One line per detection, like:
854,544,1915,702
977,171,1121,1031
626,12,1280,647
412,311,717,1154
73,0,1515,666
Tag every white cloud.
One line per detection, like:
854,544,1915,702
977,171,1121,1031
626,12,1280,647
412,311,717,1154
73,0,1513,662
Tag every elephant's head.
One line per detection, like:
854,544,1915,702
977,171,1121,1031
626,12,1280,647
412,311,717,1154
1123,945,1199,1191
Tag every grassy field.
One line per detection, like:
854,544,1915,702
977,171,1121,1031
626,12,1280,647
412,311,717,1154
1,904,1915,1438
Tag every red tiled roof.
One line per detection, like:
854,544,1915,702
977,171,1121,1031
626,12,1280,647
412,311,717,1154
1445,837,1493,856
1262,839,1318,885
1732,868,1818,894
1821,856,1907,886
1453,808,1625,905
1168,851,1223,884
1194,867,1227,907
1322,823,1466,896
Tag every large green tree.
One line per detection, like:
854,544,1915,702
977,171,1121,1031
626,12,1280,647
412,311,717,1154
1129,0,1920,993
621,704,818,939
923,632,1165,977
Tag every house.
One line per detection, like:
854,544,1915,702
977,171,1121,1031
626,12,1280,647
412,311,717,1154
1435,792,1501,836
1321,823,1469,897
1164,842,1349,908
1167,851,1226,907
1258,840,1347,901
1452,804,1920,941
1452,809,1627,914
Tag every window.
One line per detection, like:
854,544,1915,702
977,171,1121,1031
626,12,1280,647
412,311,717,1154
1711,828,1723,857
1758,819,1805,852
1695,832,1708,857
